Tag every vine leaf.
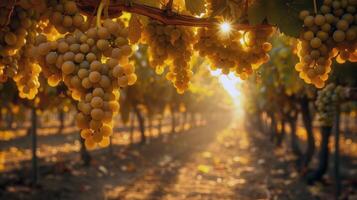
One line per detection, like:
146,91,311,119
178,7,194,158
209,0,228,17
267,0,313,37
185,0,206,15
248,0,315,37
247,0,267,25
128,14,143,44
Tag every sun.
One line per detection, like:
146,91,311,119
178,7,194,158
219,22,232,33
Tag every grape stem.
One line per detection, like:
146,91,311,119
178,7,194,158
77,0,273,30
104,0,109,18
164,0,174,16
312,0,317,14
0,0,17,30
96,0,109,28
96,0,104,27
244,0,249,16
166,0,174,11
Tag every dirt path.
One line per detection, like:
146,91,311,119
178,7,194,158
0,119,315,200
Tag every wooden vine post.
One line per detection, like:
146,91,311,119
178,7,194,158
31,107,38,185
333,106,341,199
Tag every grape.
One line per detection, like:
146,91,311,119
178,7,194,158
100,125,112,137
91,96,104,108
333,30,346,42
314,15,326,26
61,61,76,74
4,32,17,45
89,71,101,83
84,138,96,149
310,37,322,48
299,10,310,20
98,137,110,147
89,120,102,130
80,129,92,139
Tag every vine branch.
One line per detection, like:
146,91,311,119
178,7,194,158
77,0,273,30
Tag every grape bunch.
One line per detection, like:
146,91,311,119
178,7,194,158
142,20,195,93
0,6,37,67
0,4,45,98
32,19,136,149
13,44,41,99
46,0,87,34
194,26,275,80
315,83,346,126
0,56,18,83
296,0,357,88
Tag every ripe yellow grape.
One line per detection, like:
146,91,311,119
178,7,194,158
80,129,92,139
100,125,112,137
89,71,101,83
98,137,110,147
61,61,76,74
91,96,104,108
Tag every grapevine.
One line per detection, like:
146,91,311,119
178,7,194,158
0,0,355,150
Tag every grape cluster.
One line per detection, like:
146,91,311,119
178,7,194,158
0,6,36,66
194,27,275,80
0,5,44,99
142,21,195,93
13,44,41,99
315,83,346,126
296,0,357,88
33,19,135,148
46,0,87,34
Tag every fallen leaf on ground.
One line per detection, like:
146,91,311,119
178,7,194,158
121,163,136,172
197,164,210,174
99,165,108,175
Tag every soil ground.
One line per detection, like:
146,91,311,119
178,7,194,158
0,117,323,200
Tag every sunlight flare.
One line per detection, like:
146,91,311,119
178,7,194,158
219,21,232,33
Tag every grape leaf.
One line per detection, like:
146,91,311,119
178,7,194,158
267,0,313,37
210,0,228,17
247,0,268,25
128,14,143,44
185,0,206,15
248,0,316,37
